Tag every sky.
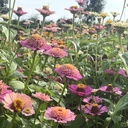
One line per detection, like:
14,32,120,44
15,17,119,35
13,0,128,21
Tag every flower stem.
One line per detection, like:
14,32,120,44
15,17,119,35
57,82,67,105
32,103,42,128
40,16,46,35
23,51,37,93
9,112,17,128
17,16,20,26
72,14,75,39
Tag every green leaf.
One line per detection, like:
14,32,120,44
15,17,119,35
9,80,24,90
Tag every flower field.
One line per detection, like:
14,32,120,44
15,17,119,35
0,0,128,128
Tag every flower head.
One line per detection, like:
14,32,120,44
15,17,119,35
105,19,113,25
44,47,68,58
84,103,108,116
111,12,120,18
36,5,55,17
20,34,51,51
99,12,109,19
2,92,35,116
118,69,128,78
44,106,76,123
54,64,82,81
32,92,52,102
65,6,83,14
76,0,86,6
68,84,92,97
14,7,27,17
0,80,12,102
99,84,121,95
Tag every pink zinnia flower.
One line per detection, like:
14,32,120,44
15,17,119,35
104,68,118,75
2,92,35,116
0,80,12,102
44,47,68,58
83,96,102,104
76,0,86,6
84,103,108,116
68,84,92,97
44,106,76,123
54,64,82,81
14,7,27,17
118,69,128,78
36,5,55,17
20,34,51,51
99,84,121,95
32,92,52,102
65,6,83,14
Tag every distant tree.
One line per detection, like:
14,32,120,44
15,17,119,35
85,0,105,13
0,0,9,14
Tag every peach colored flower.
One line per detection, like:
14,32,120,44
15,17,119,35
44,47,68,58
54,64,82,81
44,106,76,123
2,92,35,116
20,34,51,51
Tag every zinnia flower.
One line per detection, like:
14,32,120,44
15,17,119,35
118,69,128,78
99,84,121,95
2,92,35,116
65,6,83,14
68,84,92,97
54,64,82,81
44,47,68,58
20,34,51,51
84,103,108,116
14,7,27,17
83,96,102,104
76,0,86,6
44,106,76,123
0,80,12,102
36,5,55,17
32,92,52,102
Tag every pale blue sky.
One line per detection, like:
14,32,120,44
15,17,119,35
13,0,127,21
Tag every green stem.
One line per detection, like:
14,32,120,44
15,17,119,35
40,16,46,35
23,51,37,93
9,112,17,128
57,82,67,105
42,56,49,71
72,14,75,39
17,16,20,26
32,103,42,128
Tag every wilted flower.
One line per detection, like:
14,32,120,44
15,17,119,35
76,0,86,6
14,7,27,17
54,64,82,81
32,92,52,102
44,47,68,58
104,68,118,75
99,84,121,95
44,106,76,123
0,80,12,102
36,5,55,17
20,34,51,51
84,103,108,116
68,84,92,97
2,92,35,116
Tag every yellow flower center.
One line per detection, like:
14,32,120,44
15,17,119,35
77,84,86,89
70,6,78,9
43,5,49,10
108,84,112,86
31,34,42,40
64,64,76,70
13,98,24,112
23,108,31,114
52,107,68,118
92,103,98,107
